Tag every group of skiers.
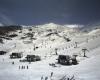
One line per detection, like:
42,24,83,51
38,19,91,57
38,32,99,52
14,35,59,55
41,72,53,80
19,65,29,69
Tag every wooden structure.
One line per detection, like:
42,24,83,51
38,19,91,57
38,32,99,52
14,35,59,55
25,55,41,62
0,51,6,55
10,53,23,59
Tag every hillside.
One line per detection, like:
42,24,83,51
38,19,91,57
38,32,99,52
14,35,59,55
0,23,100,80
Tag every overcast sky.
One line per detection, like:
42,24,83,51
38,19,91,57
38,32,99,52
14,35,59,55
0,0,100,25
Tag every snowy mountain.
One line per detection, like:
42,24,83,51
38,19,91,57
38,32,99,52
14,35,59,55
0,23,100,80
0,23,4,26
80,22,100,32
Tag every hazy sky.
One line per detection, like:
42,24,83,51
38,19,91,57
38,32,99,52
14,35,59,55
0,0,100,25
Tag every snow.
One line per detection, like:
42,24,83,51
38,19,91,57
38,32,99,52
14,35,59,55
0,24,100,80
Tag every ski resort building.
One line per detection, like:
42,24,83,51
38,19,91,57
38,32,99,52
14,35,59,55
57,55,78,65
0,51,6,55
10,53,23,59
25,55,41,62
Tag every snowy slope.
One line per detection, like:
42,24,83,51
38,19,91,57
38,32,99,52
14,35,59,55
0,24,100,80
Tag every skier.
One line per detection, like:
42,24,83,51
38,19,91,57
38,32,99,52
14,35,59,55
27,65,28,69
41,76,43,80
50,72,53,77
45,77,48,80
19,66,20,69
12,61,14,65
22,66,23,69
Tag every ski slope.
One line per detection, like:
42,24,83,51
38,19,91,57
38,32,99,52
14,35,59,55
0,24,100,80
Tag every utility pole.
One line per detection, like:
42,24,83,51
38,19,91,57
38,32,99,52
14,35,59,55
82,48,88,57
74,42,78,48
55,48,58,55
33,44,35,51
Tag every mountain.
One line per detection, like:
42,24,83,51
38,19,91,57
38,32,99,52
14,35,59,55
0,23,100,80
80,22,100,32
0,23,4,26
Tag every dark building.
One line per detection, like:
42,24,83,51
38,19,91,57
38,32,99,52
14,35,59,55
57,55,78,65
25,55,41,62
0,51,6,55
10,53,23,59
58,55,71,65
